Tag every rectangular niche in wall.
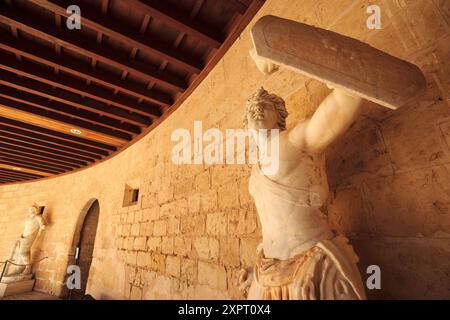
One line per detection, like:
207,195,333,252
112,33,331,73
123,184,140,207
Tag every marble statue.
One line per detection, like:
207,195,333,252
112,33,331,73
239,87,366,300
237,15,426,301
3,204,46,278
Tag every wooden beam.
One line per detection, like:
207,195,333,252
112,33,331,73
0,172,28,179
0,95,133,142
0,72,152,127
0,171,32,179
0,139,94,169
0,154,69,173
0,163,53,177
0,135,96,163
0,143,88,167
0,123,109,156
0,100,128,146
0,8,187,92
158,0,206,75
0,171,18,178
0,68,155,125
227,0,248,14
0,178,17,182
27,0,203,74
0,147,83,170
0,129,102,160
156,0,265,142
0,30,174,108
101,0,109,15
0,180,19,184
140,15,151,34
0,86,143,136
127,0,222,48
0,50,170,110
0,171,27,179
0,151,75,171
0,173,28,181
0,0,264,183
0,174,37,182
0,116,116,152
191,0,206,19
0,152,77,171
0,84,143,135
0,175,31,183
0,168,44,179
0,157,63,174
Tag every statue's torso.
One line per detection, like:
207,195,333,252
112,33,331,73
249,132,333,260
22,216,41,238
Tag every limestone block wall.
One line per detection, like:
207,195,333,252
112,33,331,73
0,0,449,299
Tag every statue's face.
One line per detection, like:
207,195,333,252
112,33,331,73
246,99,279,131
28,206,38,216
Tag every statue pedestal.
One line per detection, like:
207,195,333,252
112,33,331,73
0,276,35,297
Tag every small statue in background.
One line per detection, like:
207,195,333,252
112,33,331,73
4,204,46,277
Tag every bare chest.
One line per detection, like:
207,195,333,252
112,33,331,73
261,149,328,190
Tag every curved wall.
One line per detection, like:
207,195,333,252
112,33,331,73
0,0,449,299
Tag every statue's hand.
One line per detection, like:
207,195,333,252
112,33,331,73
250,48,279,75
237,268,254,293
326,83,362,100
325,83,335,90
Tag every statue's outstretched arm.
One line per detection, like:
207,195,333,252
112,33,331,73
288,88,363,153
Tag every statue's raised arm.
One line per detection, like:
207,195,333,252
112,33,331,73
289,87,363,154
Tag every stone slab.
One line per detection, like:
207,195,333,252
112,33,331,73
250,15,427,109
0,273,33,284
1,291,59,300
0,279,35,298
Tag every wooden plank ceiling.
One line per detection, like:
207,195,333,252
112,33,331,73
0,0,265,184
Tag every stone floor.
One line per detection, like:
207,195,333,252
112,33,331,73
1,291,60,300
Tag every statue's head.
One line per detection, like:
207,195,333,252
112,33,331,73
243,87,288,131
28,204,40,216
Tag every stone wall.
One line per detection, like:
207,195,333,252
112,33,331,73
0,0,449,299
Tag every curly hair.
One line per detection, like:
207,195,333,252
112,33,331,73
30,203,41,214
243,87,288,130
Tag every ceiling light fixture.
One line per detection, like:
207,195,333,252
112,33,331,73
70,128,82,135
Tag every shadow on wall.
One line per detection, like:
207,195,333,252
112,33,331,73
325,94,450,299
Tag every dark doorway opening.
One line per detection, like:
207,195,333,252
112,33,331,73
69,199,100,300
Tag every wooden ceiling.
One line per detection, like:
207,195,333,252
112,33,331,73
0,0,265,185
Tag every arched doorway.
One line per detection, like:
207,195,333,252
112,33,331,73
67,199,100,299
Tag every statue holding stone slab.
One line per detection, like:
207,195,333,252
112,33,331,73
238,16,426,300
